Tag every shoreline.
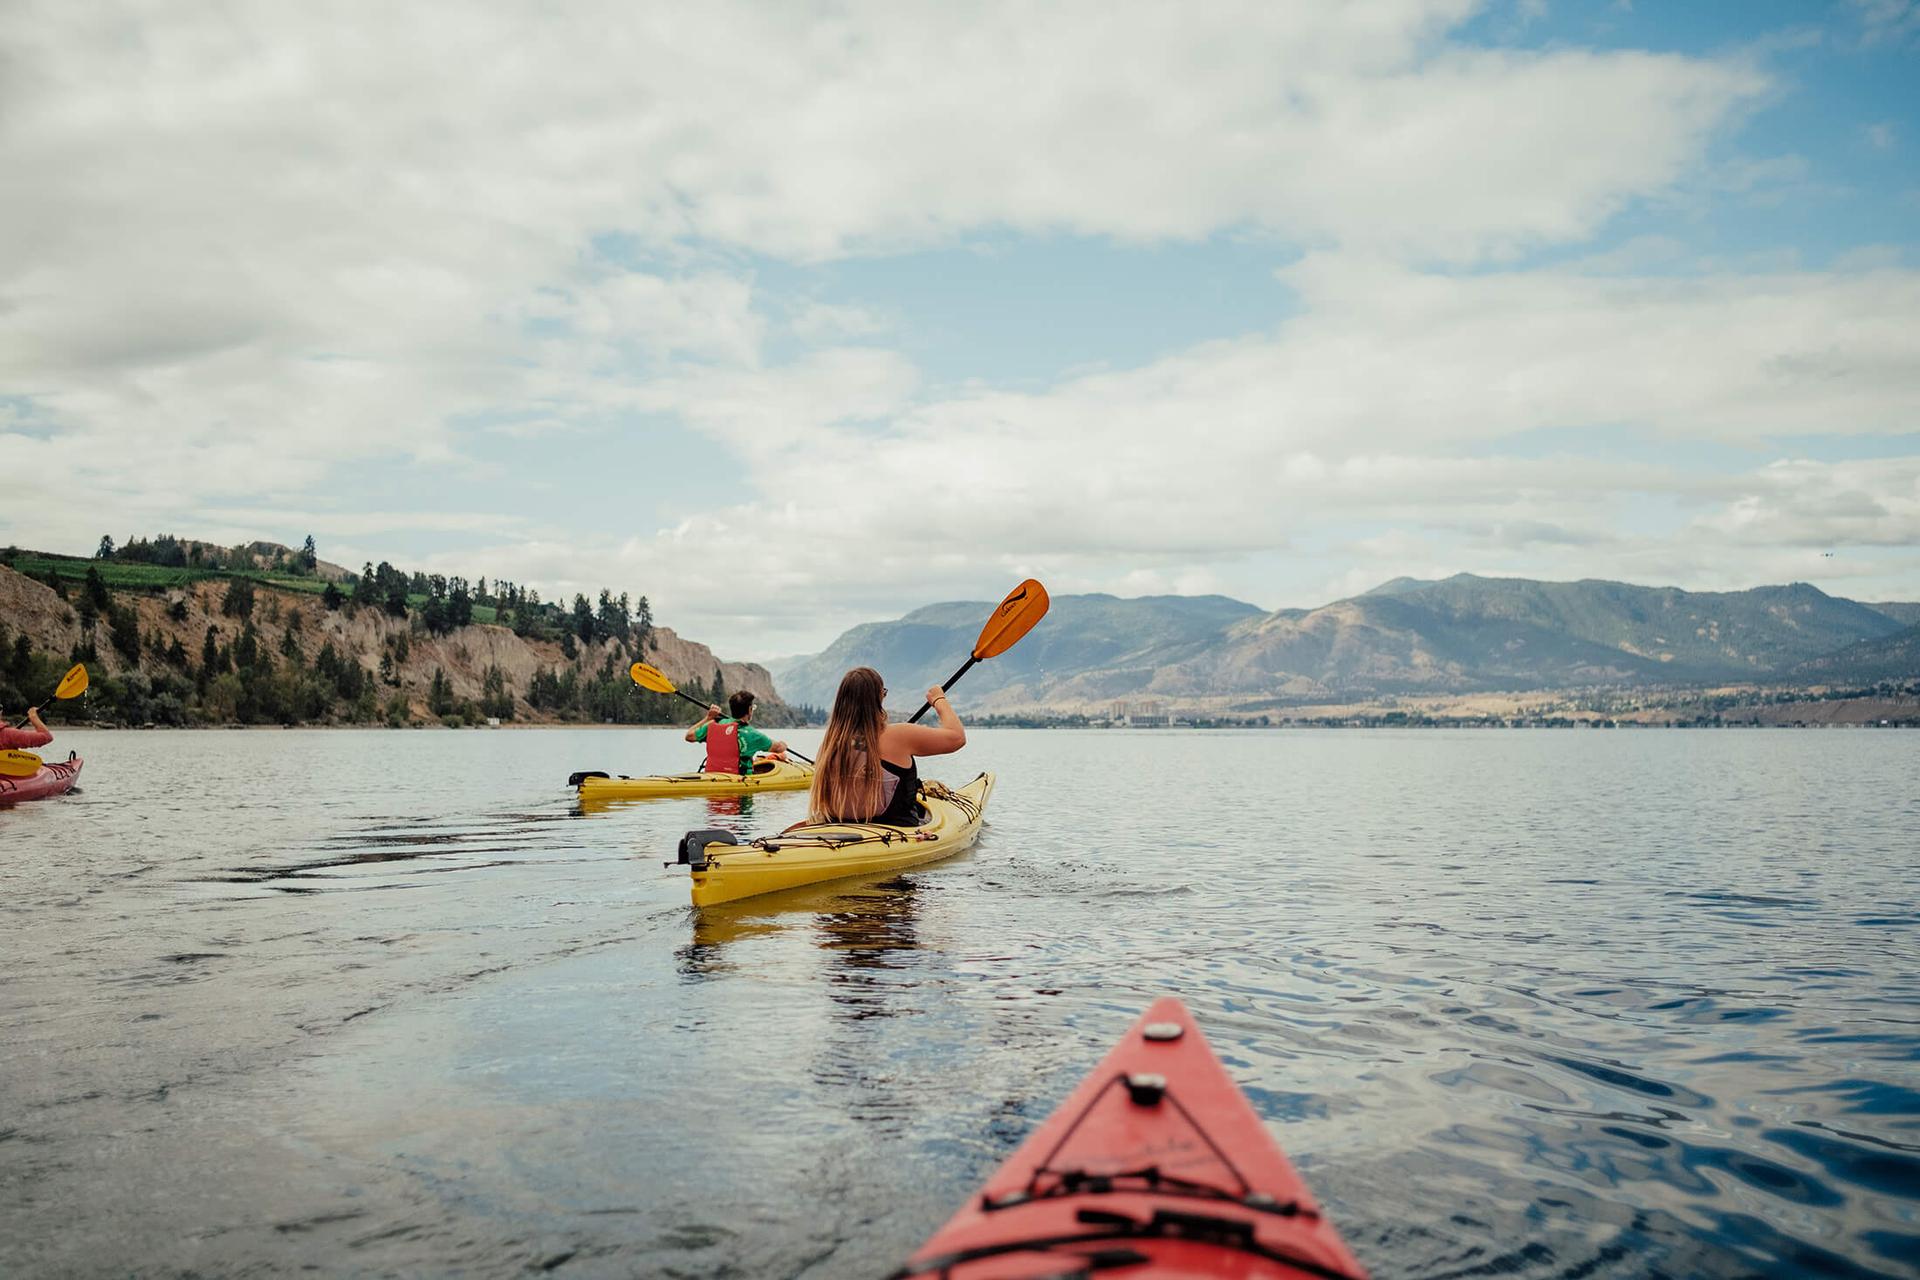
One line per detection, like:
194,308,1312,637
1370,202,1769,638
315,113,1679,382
48,719,1916,732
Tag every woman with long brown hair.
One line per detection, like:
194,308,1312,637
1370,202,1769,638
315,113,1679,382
808,666,966,824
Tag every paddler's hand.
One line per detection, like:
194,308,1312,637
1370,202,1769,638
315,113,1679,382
924,687,946,708
707,704,723,720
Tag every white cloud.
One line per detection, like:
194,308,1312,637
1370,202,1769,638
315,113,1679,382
1695,458,1920,548
786,301,891,344
1849,0,1920,45
584,258,1920,646
4,1,1908,655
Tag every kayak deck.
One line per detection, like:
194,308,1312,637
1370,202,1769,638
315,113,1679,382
575,756,813,801
896,996,1367,1279
685,772,993,907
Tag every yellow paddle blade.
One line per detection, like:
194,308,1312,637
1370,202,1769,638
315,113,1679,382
54,663,88,700
0,749,44,778
629,661,679,695
973,579,1050,659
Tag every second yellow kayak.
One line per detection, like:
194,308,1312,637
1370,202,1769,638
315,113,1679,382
573,757,814,801
678,773,994,907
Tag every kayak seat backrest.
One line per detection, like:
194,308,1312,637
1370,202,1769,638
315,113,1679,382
677,828,739,868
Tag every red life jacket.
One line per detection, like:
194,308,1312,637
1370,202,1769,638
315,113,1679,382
703,719,742,774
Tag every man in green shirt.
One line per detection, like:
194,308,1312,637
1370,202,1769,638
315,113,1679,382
685,690,789,775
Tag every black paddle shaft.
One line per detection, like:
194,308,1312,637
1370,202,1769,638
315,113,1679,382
910,656,978,724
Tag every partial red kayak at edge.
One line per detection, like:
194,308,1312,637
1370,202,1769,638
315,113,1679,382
894,996,1368,1279
0,754,84,804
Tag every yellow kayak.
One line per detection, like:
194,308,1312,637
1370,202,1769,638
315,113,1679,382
675,773,994,907
572,757,814,802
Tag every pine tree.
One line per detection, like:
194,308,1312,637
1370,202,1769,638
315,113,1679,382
220,578,255,619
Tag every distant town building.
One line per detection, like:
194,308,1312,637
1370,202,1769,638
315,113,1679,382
1111,699,1172,727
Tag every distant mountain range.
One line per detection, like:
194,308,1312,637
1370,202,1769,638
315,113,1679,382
769,575,1920,712
771,593,1263,709
1790,621,1920,686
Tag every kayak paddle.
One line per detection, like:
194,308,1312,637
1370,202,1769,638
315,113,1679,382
908,579,1050,723
628,662,814,765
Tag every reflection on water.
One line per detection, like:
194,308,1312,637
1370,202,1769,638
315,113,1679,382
2,727,1917,1278
816,877,922,968
705,794,751,821
679,874,925,1004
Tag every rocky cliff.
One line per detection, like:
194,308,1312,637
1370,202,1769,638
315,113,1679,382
0,564,786,725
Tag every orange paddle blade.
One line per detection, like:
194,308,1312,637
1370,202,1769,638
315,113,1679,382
973,579,1050,659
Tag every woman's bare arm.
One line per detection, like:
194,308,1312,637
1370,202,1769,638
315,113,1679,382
883,687,966,758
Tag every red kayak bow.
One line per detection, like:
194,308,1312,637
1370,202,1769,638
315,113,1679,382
895,997,1367,1278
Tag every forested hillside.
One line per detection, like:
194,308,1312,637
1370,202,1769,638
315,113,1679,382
0,538,791,728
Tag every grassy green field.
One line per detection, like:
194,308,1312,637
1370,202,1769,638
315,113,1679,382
8,555,500,624
7,555,334,595
401,593,500,625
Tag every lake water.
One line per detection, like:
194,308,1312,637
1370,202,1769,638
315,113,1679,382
2,727,1916,1277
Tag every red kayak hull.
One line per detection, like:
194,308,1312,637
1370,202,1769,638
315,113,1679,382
0,754,83,804
897,997,1367,1279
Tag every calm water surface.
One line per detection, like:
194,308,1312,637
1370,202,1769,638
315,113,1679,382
2,728,1916,1277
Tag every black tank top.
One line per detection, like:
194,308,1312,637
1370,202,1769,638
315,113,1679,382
873,756,921,826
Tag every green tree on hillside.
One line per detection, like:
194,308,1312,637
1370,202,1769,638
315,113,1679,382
221,578,255,619
427,668,455,717
448,578,473,629
108,603,140,663
84,566,110,610
480,665,513,719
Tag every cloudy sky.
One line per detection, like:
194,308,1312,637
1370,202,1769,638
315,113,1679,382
3,1,1917,657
